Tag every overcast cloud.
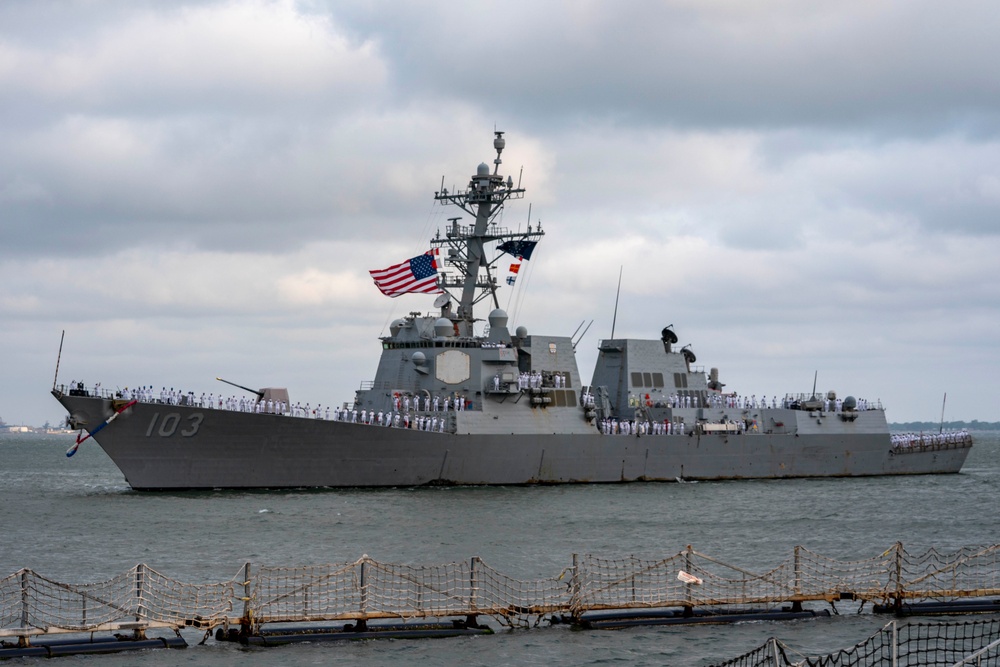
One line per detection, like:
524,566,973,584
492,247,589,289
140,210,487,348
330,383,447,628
2,0,998,427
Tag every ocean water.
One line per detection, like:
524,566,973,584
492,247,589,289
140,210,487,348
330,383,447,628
1,431,998,665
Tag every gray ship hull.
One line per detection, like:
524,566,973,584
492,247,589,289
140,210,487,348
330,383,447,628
53,392,971,490
48,135,974,490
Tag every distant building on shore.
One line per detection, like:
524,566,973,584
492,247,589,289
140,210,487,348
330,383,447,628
0,417,32,433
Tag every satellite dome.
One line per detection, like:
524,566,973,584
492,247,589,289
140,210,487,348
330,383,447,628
389,319,405,337
434,318,453,337
488,308,508,329
477,162,490,176
842,396,857,411
515,326,528,338
411,351,426,367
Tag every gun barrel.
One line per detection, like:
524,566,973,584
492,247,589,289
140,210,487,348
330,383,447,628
216,377,264,398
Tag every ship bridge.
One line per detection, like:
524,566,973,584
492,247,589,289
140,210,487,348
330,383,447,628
353,304,595,435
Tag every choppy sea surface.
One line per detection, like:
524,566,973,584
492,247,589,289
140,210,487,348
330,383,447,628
1,430,998,666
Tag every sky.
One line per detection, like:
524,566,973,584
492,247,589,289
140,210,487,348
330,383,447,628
2,0,999,427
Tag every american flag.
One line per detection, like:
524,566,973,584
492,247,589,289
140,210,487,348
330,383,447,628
370,251,443,297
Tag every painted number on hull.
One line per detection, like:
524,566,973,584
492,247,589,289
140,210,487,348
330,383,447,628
145,413,204,437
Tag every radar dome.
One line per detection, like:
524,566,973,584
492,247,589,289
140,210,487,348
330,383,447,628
411,351,426,367
488,308,508,329
434,318,453,337
515,326,528,338
477,162,490,176
842,396,857,411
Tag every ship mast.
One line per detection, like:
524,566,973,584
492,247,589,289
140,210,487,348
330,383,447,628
432,132,543,337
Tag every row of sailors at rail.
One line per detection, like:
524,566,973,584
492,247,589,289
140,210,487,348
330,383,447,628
115,386,200,405
601,419,686,435
709,394,785,409
115,386,307,416
121,387,288,413
665,393,880,412
663,393,776,410
392,394,470,412
512,371,568,391
601,419,762,436
201,401,450,431
891,430,970,448
225,400,451,430
332,409,447,431
653,393,744,409
114,385,473,417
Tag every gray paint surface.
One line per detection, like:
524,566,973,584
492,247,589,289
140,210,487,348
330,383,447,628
49,134,972,489
53,391,970,490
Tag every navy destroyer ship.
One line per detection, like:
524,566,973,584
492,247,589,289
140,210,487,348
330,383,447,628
51,133,972,489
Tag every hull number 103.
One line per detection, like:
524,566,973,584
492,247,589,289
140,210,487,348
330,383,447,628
145,412,204,437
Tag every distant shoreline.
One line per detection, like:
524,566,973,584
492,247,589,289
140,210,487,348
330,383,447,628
890,421,998,431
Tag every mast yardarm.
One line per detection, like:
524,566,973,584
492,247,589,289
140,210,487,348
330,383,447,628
432,132,543,337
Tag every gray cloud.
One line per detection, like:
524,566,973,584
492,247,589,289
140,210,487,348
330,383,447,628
337,2,1000,134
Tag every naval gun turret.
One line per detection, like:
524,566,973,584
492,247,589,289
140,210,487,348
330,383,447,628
215,377,289,409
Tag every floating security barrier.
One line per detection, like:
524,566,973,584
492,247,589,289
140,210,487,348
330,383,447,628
570,607,831,630
871,598,1000,615
224,620,492,646
4,543,1000,653
0,634,186,659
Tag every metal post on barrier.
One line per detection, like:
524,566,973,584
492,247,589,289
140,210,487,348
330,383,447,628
134,564,147,639
19,570,29,648
357,559,368,632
